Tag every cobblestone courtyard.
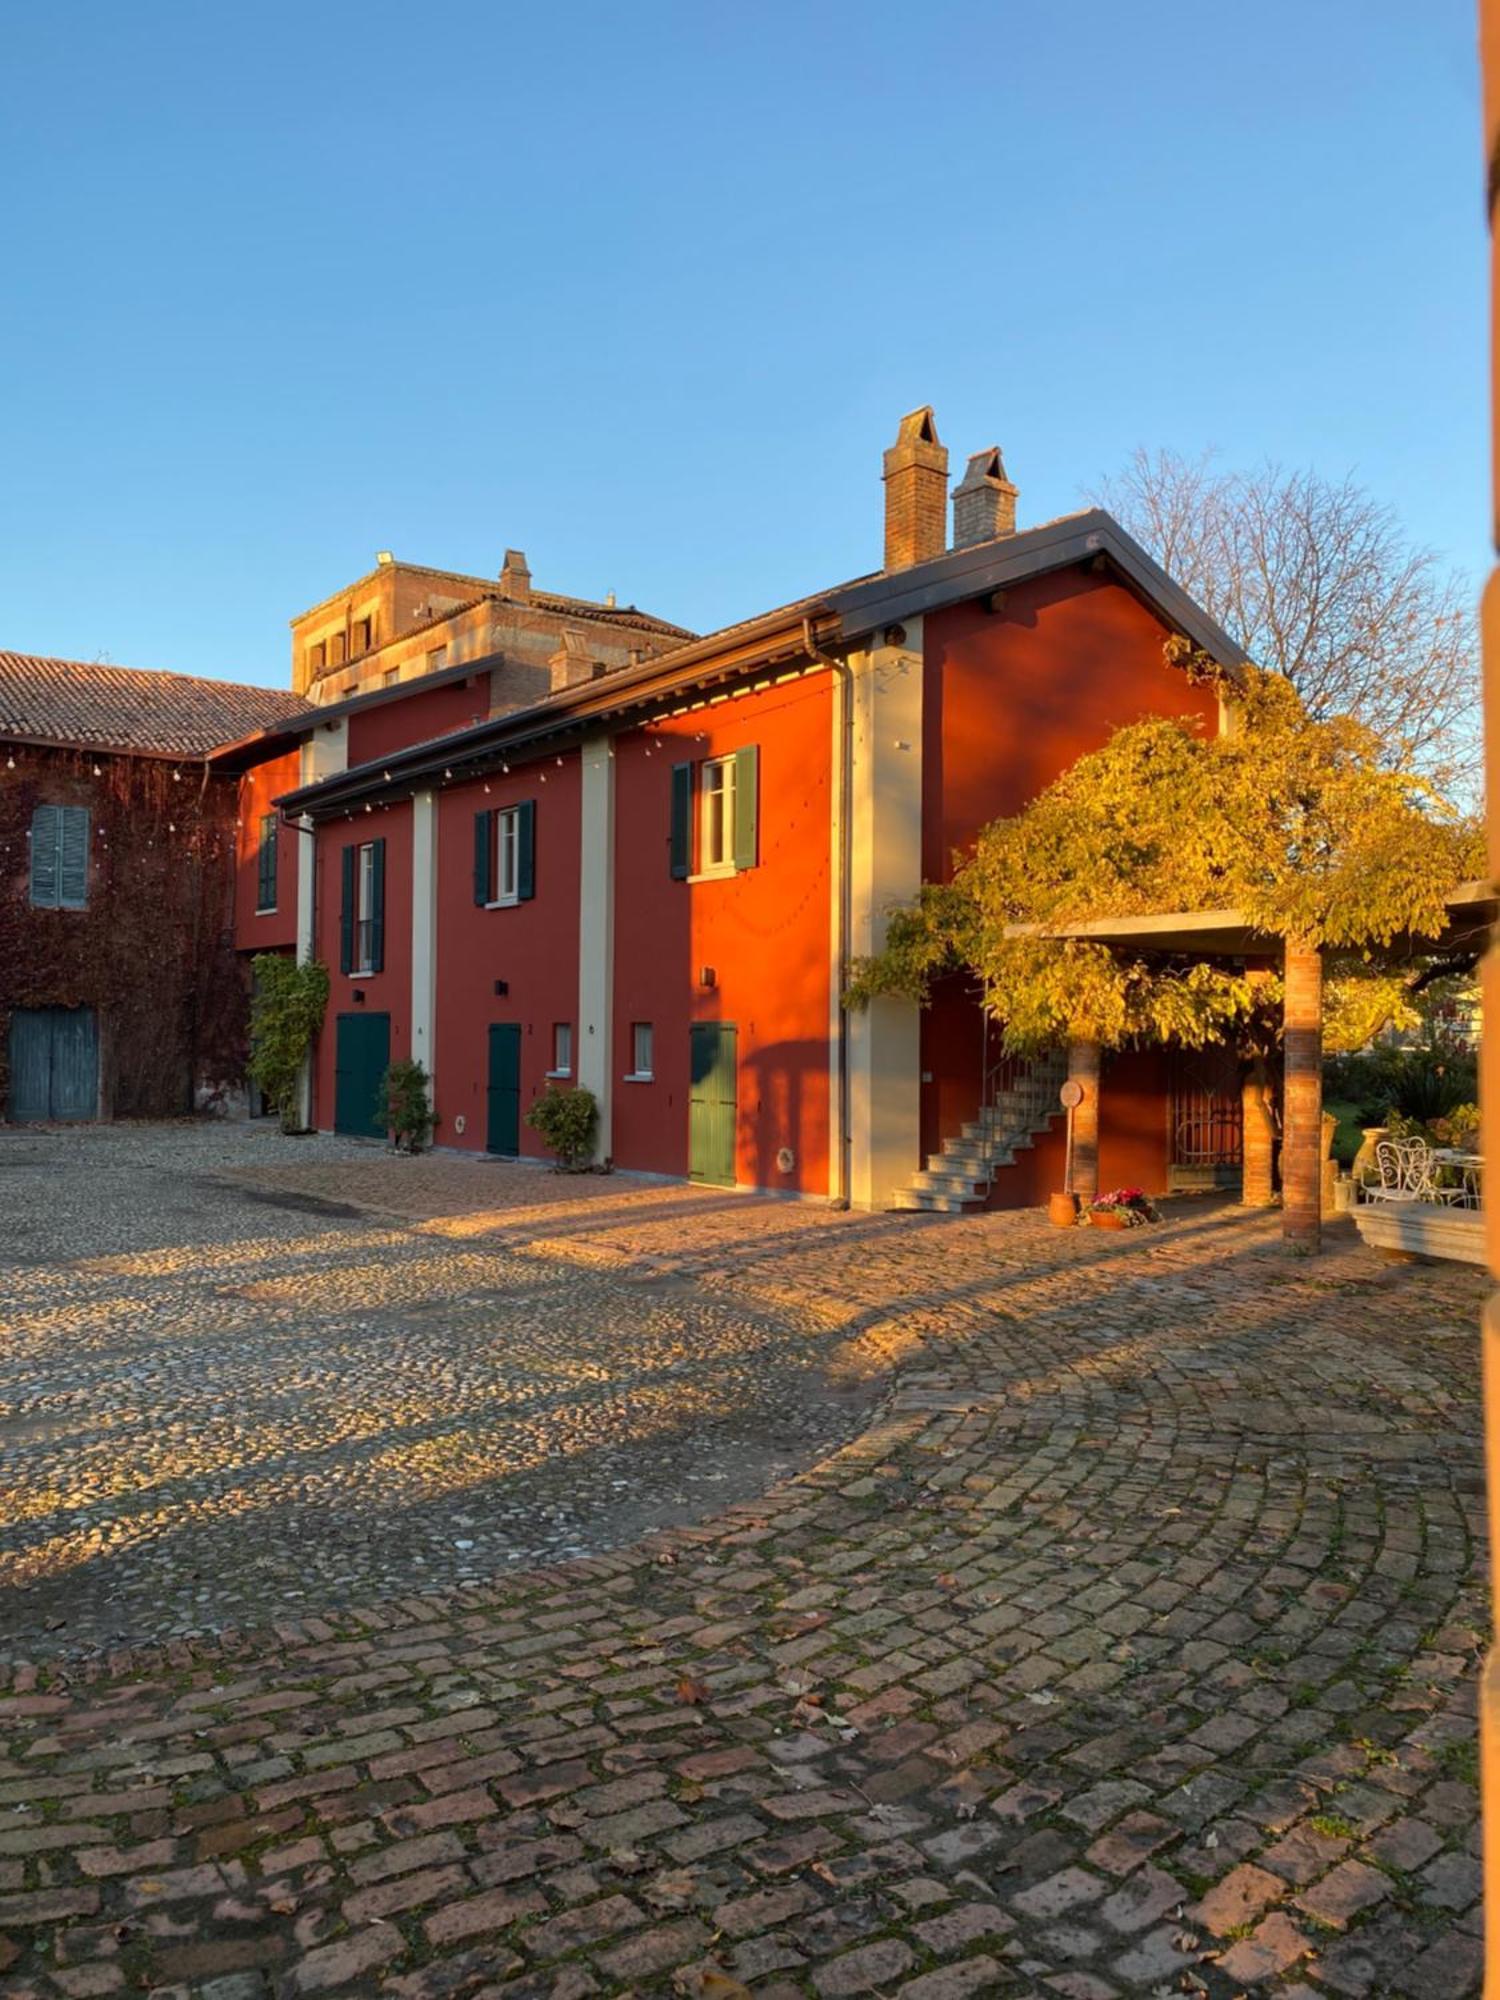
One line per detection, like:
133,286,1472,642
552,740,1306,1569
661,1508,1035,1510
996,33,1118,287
0,1125,1487,1997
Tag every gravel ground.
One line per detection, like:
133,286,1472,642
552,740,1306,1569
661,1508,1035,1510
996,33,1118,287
0,1121,880,1656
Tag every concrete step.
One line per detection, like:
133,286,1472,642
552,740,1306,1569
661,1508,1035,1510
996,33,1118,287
890,1188,978,1214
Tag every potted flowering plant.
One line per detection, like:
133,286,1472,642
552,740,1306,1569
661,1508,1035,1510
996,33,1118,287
1085,1187,1159,1229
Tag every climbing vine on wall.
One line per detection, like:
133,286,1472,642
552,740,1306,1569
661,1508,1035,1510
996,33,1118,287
0,747,249,1117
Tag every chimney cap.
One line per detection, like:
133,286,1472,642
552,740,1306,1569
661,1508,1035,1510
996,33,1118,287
375,549,395,566
954,446,1016,494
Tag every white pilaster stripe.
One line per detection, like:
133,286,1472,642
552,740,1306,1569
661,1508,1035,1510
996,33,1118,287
577,734,615,1161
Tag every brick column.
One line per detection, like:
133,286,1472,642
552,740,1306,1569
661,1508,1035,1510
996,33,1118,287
1067,1039,1101,1199
1240,1059,1276,1208
1281,939,1322,1250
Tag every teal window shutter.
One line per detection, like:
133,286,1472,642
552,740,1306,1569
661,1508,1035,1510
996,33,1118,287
473,810,493,905
257,813,278,910
670,763,693,879
732,746,759,870
339,845,355,974
370,838,386,972
29,805,60,907
58,807,89,908
517,800,536,901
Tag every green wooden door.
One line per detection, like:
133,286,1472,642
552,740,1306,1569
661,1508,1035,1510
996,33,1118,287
487,1023,522,1155
689,1022,737,1186
334,1012,390,1138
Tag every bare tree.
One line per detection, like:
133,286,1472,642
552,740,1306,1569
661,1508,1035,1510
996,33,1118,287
1094,449,1479,784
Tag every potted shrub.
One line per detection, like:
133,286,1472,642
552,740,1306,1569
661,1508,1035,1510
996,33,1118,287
380,1059,433,1153
1084,1187,1159,1229
527,1084,599,1171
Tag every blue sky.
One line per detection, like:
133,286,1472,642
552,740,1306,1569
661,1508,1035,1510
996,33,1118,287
0,1,1484,689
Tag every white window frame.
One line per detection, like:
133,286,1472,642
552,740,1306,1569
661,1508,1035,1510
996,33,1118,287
626,1021,654,1082
489,805,522,908
354,841,377,974
695,755,736,878
548,1022,573,1078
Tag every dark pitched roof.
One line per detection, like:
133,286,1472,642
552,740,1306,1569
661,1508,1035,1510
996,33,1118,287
279,510,1248,818
0,652,310,758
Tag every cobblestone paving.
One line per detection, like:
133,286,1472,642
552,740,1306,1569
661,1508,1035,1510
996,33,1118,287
0,1125,882,1654
0,1131,1486,1999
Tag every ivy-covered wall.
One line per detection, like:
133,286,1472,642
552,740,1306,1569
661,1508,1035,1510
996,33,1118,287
0,746,249,1119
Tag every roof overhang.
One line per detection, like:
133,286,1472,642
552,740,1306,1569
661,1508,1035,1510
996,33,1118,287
831,510,1248,675
1010,883,1497,962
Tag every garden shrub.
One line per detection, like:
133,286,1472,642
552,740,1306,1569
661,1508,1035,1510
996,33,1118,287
527,1084,599,1170
380,1059,433,1153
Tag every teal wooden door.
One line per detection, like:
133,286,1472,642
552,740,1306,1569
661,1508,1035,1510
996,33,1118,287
7,1008,97,1121
487,1023,522,1155
689,1022,737,1186
333,1012,390,1138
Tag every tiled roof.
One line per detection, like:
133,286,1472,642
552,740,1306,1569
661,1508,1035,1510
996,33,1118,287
0,653,311,757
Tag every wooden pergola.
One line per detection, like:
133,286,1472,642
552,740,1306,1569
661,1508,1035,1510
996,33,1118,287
1021,883,1493,1251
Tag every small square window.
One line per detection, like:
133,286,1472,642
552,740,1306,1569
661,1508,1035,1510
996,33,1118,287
550,1022,573,1076
427,646,448,673
382,667,399,687
629,1022,654,1080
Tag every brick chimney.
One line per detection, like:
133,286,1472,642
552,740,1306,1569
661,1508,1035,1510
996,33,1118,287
882,407,948,571
500,549,532,603
548,628,601,692
952,447,1018,548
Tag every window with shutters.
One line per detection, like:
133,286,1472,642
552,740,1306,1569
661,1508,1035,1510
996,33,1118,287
256,813,278,912
355,843,377,971
474,802,535,908
29,804,90,910
669,747,759,881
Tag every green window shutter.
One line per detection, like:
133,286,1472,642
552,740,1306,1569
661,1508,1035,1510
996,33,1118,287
339,845,355,974
29,805,60,907
258,813,277,909
58,807,89,908
669,763,693,879
732,746,759,871
370,838,386,972
473,809,493,905
517,800,536,901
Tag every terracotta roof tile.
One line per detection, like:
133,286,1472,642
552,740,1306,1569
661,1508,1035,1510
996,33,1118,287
0,652,310,757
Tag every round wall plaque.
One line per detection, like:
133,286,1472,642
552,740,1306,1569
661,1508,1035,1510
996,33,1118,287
1059,1079,1085,1109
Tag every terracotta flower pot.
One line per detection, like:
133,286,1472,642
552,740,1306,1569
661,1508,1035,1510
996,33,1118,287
1088,1209,1129,1229
1047,1191,1079,1227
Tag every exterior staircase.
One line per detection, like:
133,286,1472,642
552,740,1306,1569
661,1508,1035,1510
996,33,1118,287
891,1048,1068,1213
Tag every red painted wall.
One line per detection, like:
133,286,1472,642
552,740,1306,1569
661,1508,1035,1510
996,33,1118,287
919,569,1223,1160
311,799,412,1129
983,1047,1174,1206
346,677,490,766
610,674,833,1195
234,748,301,953
432,758,581,1158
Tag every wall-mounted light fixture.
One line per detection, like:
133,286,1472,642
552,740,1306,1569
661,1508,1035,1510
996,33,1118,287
352,989,366,1005
699,967,717,990
494,979,509,996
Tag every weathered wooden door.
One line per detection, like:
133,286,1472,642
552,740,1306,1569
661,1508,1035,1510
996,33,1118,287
688,1022,737,1186
333,1012,390,1138
7,1008,98,1121
486,1024,522,1155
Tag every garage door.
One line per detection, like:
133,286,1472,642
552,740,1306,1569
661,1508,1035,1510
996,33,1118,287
8,1008,99,1122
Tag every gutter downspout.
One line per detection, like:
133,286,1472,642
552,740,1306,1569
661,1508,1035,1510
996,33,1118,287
803,618,852,1209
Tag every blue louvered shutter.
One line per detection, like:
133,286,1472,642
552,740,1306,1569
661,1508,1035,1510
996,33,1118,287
29,806,59,908
473,810,493,905
58,808,89,908
670,764,692,879
516,801,536,902
340,846,355,974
